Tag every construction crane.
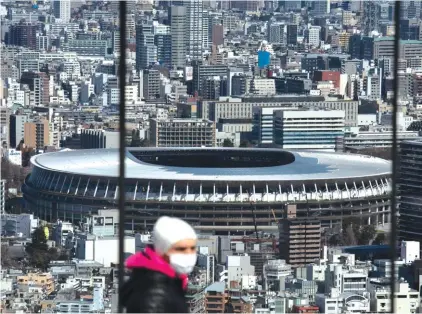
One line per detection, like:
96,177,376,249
250,201,259,241
271,208,279,224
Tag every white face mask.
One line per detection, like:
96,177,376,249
169,253,197,275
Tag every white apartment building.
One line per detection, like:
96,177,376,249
274,110,345,151
267,22,284,44
263,259,292,291
53,0,71,22
308,26,321,47
358,114,377,127
107,85,139,106
325,264,368,295
241,275,257,289
254,106,299,145
75,235,135,267
400,241,420,264
306,261,327,281
250,79,276,95
62,60,81,80
369,281,419,313
220,255,255,286
316,288,370,314
197,254,215,285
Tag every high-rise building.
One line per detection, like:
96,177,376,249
112,30,120,54
284,0,301,12
136,22,157,71
170,5,186,68
400,19,420,40
267,22,284,44
155,34,172,67
20,72,42,106
0,180,5,214
202,10,210,50
184,0,203,60
401,0,422,19
399,140,422,243
308,26,321,47
192,62,228,94
279,205,321,268
374,37,422,63
0,107,10,149
6,22,38,50
362,2,381,35
231,75,247,96
143,69,161,100
212,24,224,46
286,24,298,45
202,77,224,100
312,0,329,15
9,114,29,149
52,0,71,22
24,119,50,150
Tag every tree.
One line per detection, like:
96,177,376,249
373,232,388,245
26,226,52,270
328,234,342,246
1,244,15,268
222,139,234,147
340,217,377,246
358,225,377,245
22,148,36,167
344,225,358,246
239,140,252,148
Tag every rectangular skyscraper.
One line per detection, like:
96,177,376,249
267,23,284,44
286,24,298,45
136,22,157,71
184,0,203,60
52,0,71,22
170,5,186,68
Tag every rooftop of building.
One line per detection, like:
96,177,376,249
205,282,225,293
30,148,390,182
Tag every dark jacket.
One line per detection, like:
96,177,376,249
121,246,189,313
224,301,235,313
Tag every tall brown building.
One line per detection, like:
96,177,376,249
279,205,321,268
24,120,49,150
212,24,224,46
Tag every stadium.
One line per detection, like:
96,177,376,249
22,148,391,235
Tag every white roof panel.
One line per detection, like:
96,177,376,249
31,148,391,182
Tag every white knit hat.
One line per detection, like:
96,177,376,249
153,216,197,256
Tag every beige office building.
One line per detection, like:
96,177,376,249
24,119,49,150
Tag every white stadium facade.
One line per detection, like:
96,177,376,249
23,148,391,235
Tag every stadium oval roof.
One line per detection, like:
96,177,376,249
30,148,391,182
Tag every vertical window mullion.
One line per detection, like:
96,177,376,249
118,2,127,313
390,1,401,312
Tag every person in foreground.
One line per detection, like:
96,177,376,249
121,216,197,313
